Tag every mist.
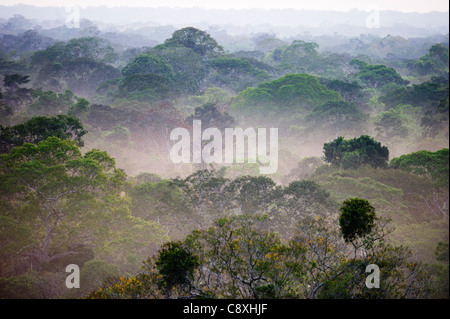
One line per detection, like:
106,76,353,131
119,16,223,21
0,3,448,301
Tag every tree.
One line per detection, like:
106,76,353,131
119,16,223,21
253,33,286,53
317,244,432,299
274,40,321,73
150,44,208,94
323,135,389,169
413,43,449,76
389,148,449,187
319,78,365,103
186,102,235,131
117,73,170,102
0,137,125,267
64,37,118,64
27,89,77,116
3,73,30,92
339,198,376,245
374,105,416,140
35,58,121,97
30,36,118,66
231,73,342,122
356,64,409,88
349,59,368,70
307,100,366,136
121,53,175,80
88,212,433,299
225,175,280,216
68,97,90,120
172,169,230,228
380,77,448,111
164,27,224,57
62,258,121,298
207,57,271,92
431,242,449,298
129,179,192,240
155,242,199,294
293,215,348,298
0,115,87,154
271,181,334,238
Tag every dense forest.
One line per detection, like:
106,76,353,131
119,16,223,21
0,11,448,299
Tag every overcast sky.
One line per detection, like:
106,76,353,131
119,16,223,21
1,0,449,12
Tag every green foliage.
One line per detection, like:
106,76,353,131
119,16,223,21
0,272,40,299
164,27,224,57
323,135,389,169
207,56,272,92
187,102,234,130
284,157,325,183
379,77,449,112
356,64,409,88
68,97,90,119
35,58,121,97
431,241,449,298
132,172,162,185
149,44,207,94
28,89,77,116
374,105,417,139
307,100,367,134
268,40,345,77
231,73,342,116
155,242,199,290
3,73,30,90
121,53,175,80
349,59,368,70
103,124,130,144
226,175,280,215
81,259,121,289
0,114,87,153
318,245,432,299
413,43,449,76
0,136,124,267
129,179,192,240
88,214,432,299
0,23,448,300
30,37,117,66
319,78,365,103
209,57,253,73
339,198,377,243
117,73,170,102
389,148,449,187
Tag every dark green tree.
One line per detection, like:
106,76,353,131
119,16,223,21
413,43,449,76
155,242,199,292
0,115,87,153
323,135,389,169
164,27,224,57
121,53,175,80
3,73,30,92
339,197,376,244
